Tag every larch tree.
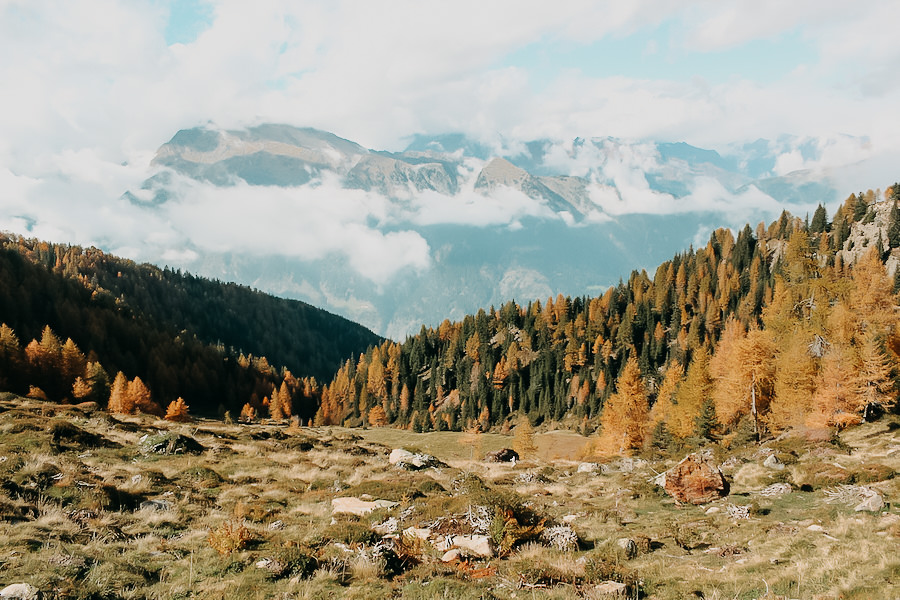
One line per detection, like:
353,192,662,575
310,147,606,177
668,349,713,439
766,331,818,432
856,331,895,418
512,415,537,460
808,346,863,429
595,356,649,456
71,377,92,401
108,371,130,414
165,397,192,422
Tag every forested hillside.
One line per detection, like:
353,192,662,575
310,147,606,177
315,185,900,452
0,233,381,418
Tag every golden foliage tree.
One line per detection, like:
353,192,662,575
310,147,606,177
669,349,713,439
807,346,863,429
107,371,130,414
367,404,387,427
512,415,537,460
165,397,192,422
766,331,818,431
595,356,649,456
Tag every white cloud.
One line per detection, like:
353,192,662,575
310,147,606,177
1,0,900,277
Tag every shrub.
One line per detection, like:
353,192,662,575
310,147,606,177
208,519,253,555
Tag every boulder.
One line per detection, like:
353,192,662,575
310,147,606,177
659,452,729,504
388,448,446,470
577,462,600,474
331,497,398,516
441,549,461,562
437,534,493,557
139,432,204,455
591,581,627,596
138,499,172,512
616,537,638,559
0,584,40,600
484,448,519,463
855,490,885,512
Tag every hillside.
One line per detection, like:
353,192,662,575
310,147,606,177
314,186,900,447
0,233,381,417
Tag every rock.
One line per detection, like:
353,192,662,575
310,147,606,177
855,490,885,512
441,549,461,562
0,584,40,600
139,432,204,455
138,499,172,512
484,448,519,463
763,454,785,470
388,448,445,470
540,525,579,551
331,497,398,516
660,452,729,505
591,580,627,596
807,524,825,532
577,462,600,474
562,514,579,523
616,537,638,559
402,527,432,541
705,506,721,515
255,557,286,576
437,534,493,557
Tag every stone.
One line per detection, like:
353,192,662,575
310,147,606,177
139,432,204,455
331,497,398,516
484,448,519,463
402,527,432,541
763,454,785,470
591,580,627,596
437,534,494,557
388,448,445,470
139,499,172,512
577,462,599,473
660,452,729,504
616,537,638,559
441,549,461,562
0,584,40,600
705,506,721,515
855,491,885,512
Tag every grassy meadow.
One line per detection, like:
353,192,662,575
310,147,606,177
0,392,897,599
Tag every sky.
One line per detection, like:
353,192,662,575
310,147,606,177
1,0,899,277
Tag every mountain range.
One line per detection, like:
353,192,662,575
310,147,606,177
124,124,857,338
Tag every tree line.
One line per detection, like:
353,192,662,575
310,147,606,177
313,184,900,454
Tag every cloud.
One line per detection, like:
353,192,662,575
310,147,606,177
158,174,432,283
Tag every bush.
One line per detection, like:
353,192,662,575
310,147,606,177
208,519,253,555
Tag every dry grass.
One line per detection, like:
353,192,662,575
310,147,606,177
0,395,897,599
